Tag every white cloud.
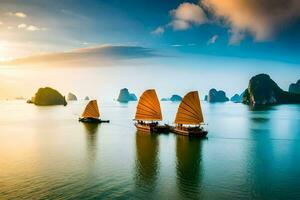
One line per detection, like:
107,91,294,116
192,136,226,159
0,21,3,25
27,25,40,31
170,3,207,31
207,35,218,44
7,26,13,30
16,24,46,32
15,12,27,18
151,26,165,35
18,24,27,29
7,12,27,18
171,44,183,47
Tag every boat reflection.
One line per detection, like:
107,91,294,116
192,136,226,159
82,123,99,162
134,131,159,192
176,136,204,199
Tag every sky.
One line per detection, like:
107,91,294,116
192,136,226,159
0,0,299,100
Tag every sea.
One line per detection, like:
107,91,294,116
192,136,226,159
1,100,300,199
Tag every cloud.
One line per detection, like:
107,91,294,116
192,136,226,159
26,25,40,31
7,12,27,18
169,19,190,30
18,24,27,29
228,28,244,45
0,21,3,25
15,12,27,18
151,26,165,35
170,3,207,30
207,35,218,44
16,24,45,32
157,1,300,44
171,44,183,47
202,0,300,43
0,45,161,66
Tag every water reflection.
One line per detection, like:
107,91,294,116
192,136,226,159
134,131,159,193
176,136,204,199
82,123,99,162
248,105,276,111
247,109,274,199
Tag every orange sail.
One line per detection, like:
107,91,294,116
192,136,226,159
135,89,162,121
82,100,100,119
174,91,204,125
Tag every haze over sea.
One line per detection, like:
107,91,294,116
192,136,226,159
1,100,300,199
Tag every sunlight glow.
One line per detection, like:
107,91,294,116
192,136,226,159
0,40,10,61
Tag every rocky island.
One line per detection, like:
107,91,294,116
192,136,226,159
161,94,182,102
67,92,77,101
230,93,243,103
207,88,229,102
117,88,137,102
28,87,67,106
289,79,300,94
243,74,300,106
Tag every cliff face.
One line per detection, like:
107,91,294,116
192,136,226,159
67,92,77,101
207,89,229,102
243,74,300,106
30,87,67,106
117,88,137,102
289,80,300,94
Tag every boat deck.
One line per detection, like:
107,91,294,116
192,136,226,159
168,125,208,137
135,123,169,133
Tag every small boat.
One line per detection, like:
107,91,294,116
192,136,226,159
134,89,169,133
79,100,110,123
170,91,208,137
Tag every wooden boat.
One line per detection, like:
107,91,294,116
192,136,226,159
134,89,169,133
170,91,208,137
79,100,110,123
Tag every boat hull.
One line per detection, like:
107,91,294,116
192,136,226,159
135,123,169,133
170,126,208,137
79,117,110,124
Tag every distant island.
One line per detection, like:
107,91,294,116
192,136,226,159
243,74,300,106
117,88,137,102
15,96,26,100
84,96,89,100
230,93,244,103
67,92,77,101
161,94,182,102
27,87,67,106
289,79,300,94
206,88,229,102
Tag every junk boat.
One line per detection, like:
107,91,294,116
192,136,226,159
169,91,208,137
134,89,169,133
79,100,110,123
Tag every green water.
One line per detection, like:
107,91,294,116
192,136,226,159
1,101,300,199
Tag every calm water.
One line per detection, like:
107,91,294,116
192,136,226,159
1,100,300,199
